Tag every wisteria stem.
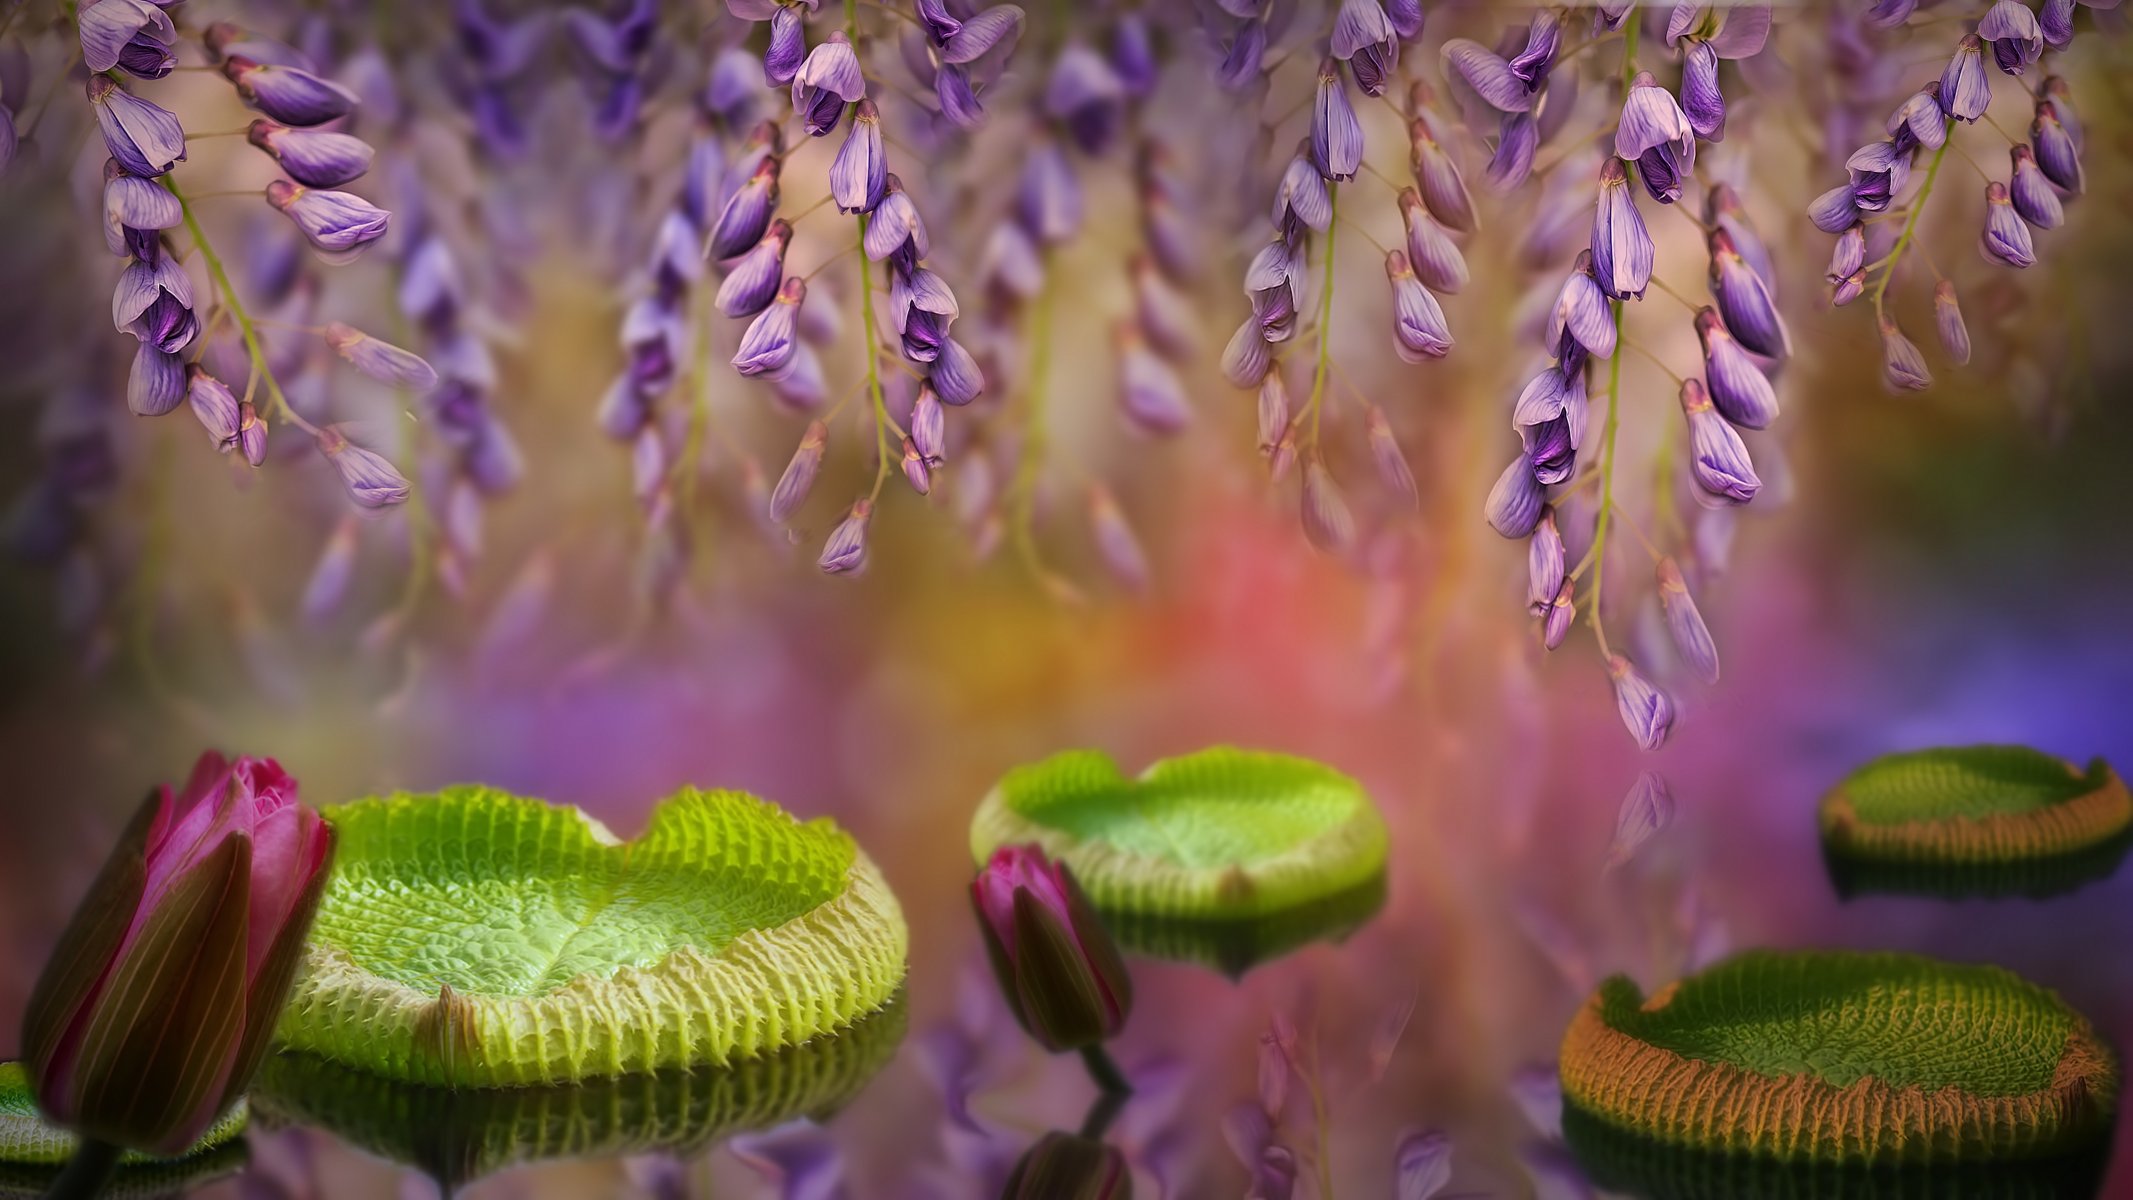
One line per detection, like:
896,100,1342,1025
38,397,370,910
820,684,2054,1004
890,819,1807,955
1583,18,1638,660
169,179,322,438
1304,183,1339,447
1870,120,1953,310
852,213,892,502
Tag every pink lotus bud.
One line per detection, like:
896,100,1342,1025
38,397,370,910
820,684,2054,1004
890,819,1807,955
971,845,1132,1053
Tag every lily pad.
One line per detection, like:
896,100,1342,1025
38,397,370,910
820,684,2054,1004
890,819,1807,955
0,1062,247,1197
250,996,904,1193
1102,871,1387,977
275,786,907,1087
968,748,1389,919
1558,950,2118,1164
1820,747,2132,875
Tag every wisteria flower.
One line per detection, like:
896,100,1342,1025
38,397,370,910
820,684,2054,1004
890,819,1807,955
1888,85,1947,153
1273,153,1333,239
792,32,865,136
1331,0,1399,97
2031,100,2082,193
831,98,886,213
1486,454,1545,538
325,322,437,391
1979,179,2035,267
224,57,360,127
248,121,375,188
865,175,929,271
1977,0,2043,74
1844,140,1909,214
1549,250,1615,364
1657,558,1720,684
1934,280,1971,366
1938,35,1992,123
79,0,176,79
102,169,181,260
1301,462,1357,555
734,276,805,378
1527,507,1564,614
128,343,185,416
1591,158,1652,300
1679,378,1759,505
1607,653,1675,750
1398,188,1466,293
112,254,197,353
717,219,792,317
819,499,871,574
708,154,781,260
1311,58,1362,181
1877,313,1933,392
1119,325,1191,435
1441,38,1532,113
1409,119,1476,232
891,267,959,363
87,76,184,177
1708,228,1788,358
2008,143,2062,228
1386,250,1452,362
1695,308,1776,429
1616,72,1695,203
1044,42,1126,154
266,180,390,262
1247,239,1302,343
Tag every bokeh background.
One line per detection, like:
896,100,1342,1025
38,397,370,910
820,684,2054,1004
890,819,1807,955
4,1,2133,1196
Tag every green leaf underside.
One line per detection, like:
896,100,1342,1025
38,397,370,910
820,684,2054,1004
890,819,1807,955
0,1063,245,1167
1842,747,2090,825
310,786,854,997
1601,952,2071,1096
997,749,1366,869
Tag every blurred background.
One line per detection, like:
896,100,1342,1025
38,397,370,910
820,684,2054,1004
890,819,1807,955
3,0,2132,1195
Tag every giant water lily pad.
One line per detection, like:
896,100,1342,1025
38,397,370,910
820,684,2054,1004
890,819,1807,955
1820,747,2131,881
0,1062,247,1196
275,787,907,1088
968,748,1389,919
251,997,904,1192
1558,950,2118,1164
1102,871,1387,977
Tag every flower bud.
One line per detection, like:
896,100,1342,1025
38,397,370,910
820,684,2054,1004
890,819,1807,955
1386,250,1452,362
1366,405,1418,509
1695,308,1777,429
265,180,390,263
818,498,871,575
87,77,185,178
911,385,946,463
1679,378,1759,505
1310,58,1362,181
733,277,805,379
1397,187,1467,294
1527,507,1564,615
1708,228,1788,358
2030,99,2082,194
791,32,865,137
2007,143,2062,229
1003,1131,1130,1200
972,845,1132,1053
1591,158,1653,301
1605,770,1676,870
1938,35,1991,123
1934,280,1971,366
1486,453,1545,539
1543,580,1575,649
1656,556,1719,684
324,322,437,392
899,437,933,496
315,426,410,507
1118,325,1190,435
1087,483,1149,593
1221,318,1271,388
1606,653,1675,750
830,98,887,214
1301,461,1357,555
222,56,359,127
246,120,374,188
1408,120,1475,232
768,420,827,522
1877,313,1933,392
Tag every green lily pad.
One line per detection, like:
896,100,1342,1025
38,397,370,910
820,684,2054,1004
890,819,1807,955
1102,871,1387,978
275,786,907,1087
1558,950,2119,1164
1820,747,2132,877
0,1062,247,1197
968,748,1389,919
249,996,904,1193
1560,1100,2110,1200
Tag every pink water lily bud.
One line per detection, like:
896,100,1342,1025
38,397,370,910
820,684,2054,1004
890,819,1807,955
972,844,1132,1053
21,752,334,1155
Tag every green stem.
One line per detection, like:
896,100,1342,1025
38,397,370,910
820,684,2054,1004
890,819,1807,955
852,211,892,501
1868,122,1954,311
42,1136,122,1200
1304,183,1340,447
1586,301,1624,658
1078,1043,1133,1096
169,180,318,437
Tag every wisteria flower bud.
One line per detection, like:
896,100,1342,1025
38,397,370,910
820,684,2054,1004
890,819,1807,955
972,844,1131,1053
891,267,959,364
1826,226,1865,289
1831,269,1864,307
79,0,176,79
899,436,933,496
1679,378,1760,505
1310,58,1362,181
1217,20,1266,91
1301,461,1357,555
322,322,436,392
1131,255,1199,362
1267,427,1299,483
2007,143,2062,229
1222,318,1272,388
87,76,184,177
1332,0,1399,96
223,56,359,127
1487,111,1538,193
715,219,792,318
236,402,268,467
931,337,986,406
1933,279,1971,365
1257,370,1291,455
734,276,805,378
1366,405,1418,508
1679,40,1724,142
931,2,1025,63
1441,39,1531,113
186,366,243,453
818,498,871,575
1247,239,1301,343
763,6,805,86
316,427,410,507
1273,152,1333,238
768,420,827,521
794,33,867,137
1607,653,1675,750
1550,250,1615,362
1616,72,1696,204
1081,483,1148,593
246,120,373,187
1867,0,1917,26
1937,35,1991,123
1017,139,1082,246
1409,121,1476,233
1605,771,1677,870
708,154,781,261
265,180,390,263
909,386,946,465
1808,183,1859,235
865,174,929,269
129,344,185,416
102,169,181,260
1396,188,1467,294
1979,180,2035,268
1513,366,1587,484
1591,158,1653,300
1111,12,1157,98
935,61,986,129
1118,325,1191,435
1977,0,2042,75
2030,100,2082,194
831,98,887,213
1844,140,1910,215
114,254,197,353
1386,250,1453,362
1486,453,1545,538
1044,43,1126,155
1543,580,1575,649
1656,557,1720,684
1708,228,1788,358
1888,85,1947,152
1527,506,1564,614
2040,0,2074,47
1695,308,1777,429
1876,313,1932,392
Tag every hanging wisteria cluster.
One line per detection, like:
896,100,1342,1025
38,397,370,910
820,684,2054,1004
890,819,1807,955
0,0,2122,745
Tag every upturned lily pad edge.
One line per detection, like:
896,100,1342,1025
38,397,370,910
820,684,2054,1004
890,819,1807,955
0,1062,248,1168
1820,748,2132,867
275,789,910,1089
967,747,1391,920
1558,952,2121,1165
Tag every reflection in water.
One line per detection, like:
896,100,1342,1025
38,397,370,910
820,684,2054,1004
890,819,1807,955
1561,1102,2111,1200
1000,1090,1133,1199
0,1142,248,1200
1099,872,1387,978
1823,829,2133,902
247,995,906,1194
